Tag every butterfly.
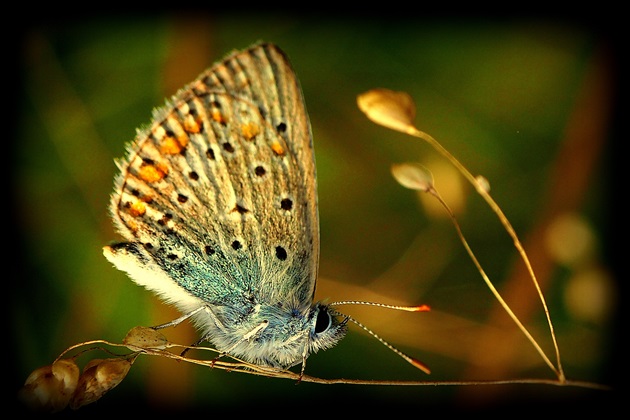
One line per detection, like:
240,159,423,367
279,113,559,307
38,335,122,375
103,42,429,376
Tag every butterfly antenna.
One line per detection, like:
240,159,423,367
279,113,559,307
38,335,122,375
330,300,430,313
329,301,431,374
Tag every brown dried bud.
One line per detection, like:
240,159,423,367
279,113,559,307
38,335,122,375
391,163,434,192
357,88,417,134
123,326,169,349
69,357,133,409
19,359,80,412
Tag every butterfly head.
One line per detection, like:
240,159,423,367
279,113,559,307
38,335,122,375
271,301,348,371
207,301,348,370
305,302,348,355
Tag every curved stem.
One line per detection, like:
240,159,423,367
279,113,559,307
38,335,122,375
410,127,564,381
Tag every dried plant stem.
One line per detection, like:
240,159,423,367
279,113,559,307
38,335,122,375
61,339,603,389
409,127,564,382
297,376,608,389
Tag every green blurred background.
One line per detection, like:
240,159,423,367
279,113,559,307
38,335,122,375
13,15,618,412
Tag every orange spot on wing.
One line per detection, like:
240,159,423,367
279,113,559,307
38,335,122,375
127,219,139,233
211,108,226,124
241,122,259,140
177,133,189,147
271,141,285,156
184,114,201,134
128,200,146,217
160,136,185,154
138,162,168,183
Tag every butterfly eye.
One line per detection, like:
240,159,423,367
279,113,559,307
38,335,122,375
314,308,332,334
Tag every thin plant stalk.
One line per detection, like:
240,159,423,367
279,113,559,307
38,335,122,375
357,88,564,381
410,127,564,381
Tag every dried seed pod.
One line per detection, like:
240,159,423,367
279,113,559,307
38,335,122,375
123,326,169,349
391,163,434,192
69,357,133,409
357,88,416,134
19,359,79,412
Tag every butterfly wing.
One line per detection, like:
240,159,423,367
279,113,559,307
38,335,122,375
104,43,319,317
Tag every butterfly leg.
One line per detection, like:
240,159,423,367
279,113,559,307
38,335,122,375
165,306,225,357
150,306,208,330
296,331,312,383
